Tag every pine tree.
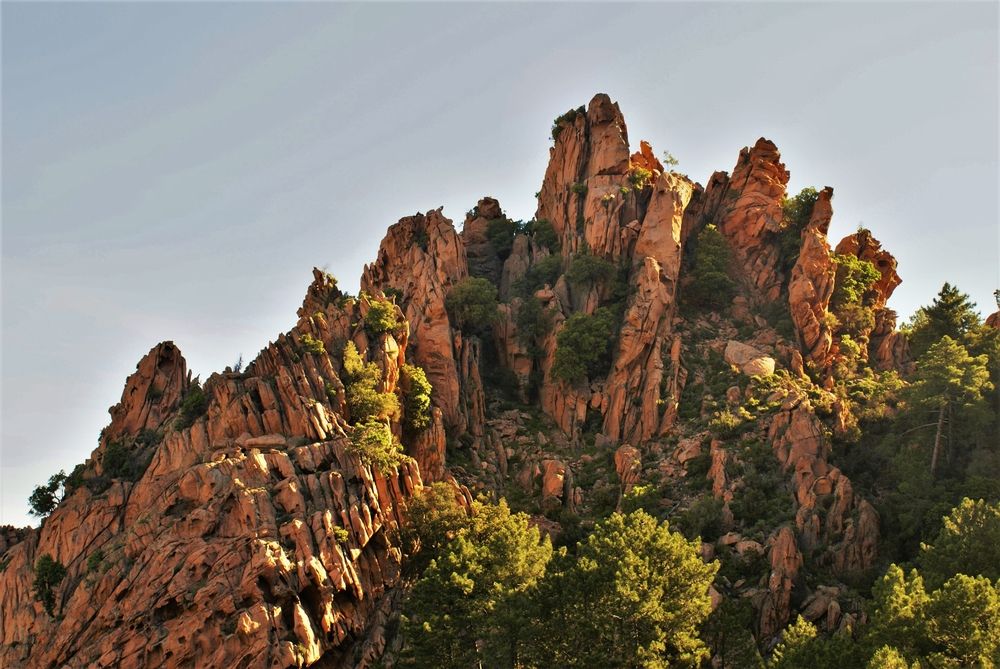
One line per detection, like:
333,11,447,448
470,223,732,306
400,499,552,668
905,336,992,476
529,510,718,668
919,498,1000,588
907,283,981,358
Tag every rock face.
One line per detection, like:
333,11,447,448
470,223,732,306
0,273,425,669
712,138,791,304
360,209,484,439
532,93,696,444
105,341,189,441
834,229,907,371
788,187,837,370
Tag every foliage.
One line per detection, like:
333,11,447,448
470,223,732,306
831,253,881,309
347,417,405,471
364,297,402,336
397,482,472,578
400,363,433,433
175,378,208,429
570,181,588,195
701,599,764,668
767,616,861,669
863,558,1000,667
87,549,105,574
676,496,725,542
662,150,680,167
300,333,326,354
401,499,552,668
28,470,67,517
103,440,146,481
33,553,67,617
904,336,992,476
629,165,654,189
342,342,400,422
529,510,719,668
551,105,584,140
566,250,616,286
445,277,499,334
523,218,560,251
778,187,819,274
685,224,736,310
551,307,616,384
514,254,562,296
486,217,519,260
918,498,1000,588
514,297,552,359
907,283,982,359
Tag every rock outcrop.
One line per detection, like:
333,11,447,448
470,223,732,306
712,138,790,304
834,229,907,371
788,187,836,370
1,273,426,669
360,209,483,438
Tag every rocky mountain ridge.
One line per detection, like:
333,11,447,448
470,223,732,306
3,93,990,668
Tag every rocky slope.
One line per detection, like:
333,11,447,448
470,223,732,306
1,93,919,667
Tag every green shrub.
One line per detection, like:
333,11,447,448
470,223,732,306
364,297,402,336
175,379,208,429
445,277,499,334
300,333,326,354
523,219,559,251
331,526,350,545
514,255,562,296
401,363,433,433
709,408,751,438
832,253,881,308
836,303,876,340
551,307,616,384
486,217,519,260
33,553,67,616
28,471,67,517
103,440,129,478
515,297,552,357
348,418,405,471
86,549,105,574
777,187,820,274
628,165,654,189
570,182,588,195
566,251,616,286
685,224,735,311
342,342,399,422
551,105,584,140
676,496,725,542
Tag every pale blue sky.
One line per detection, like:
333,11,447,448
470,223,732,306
2,2,997,526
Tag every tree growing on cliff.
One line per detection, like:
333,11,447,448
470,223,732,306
401,499,552,668
347,417,404,471
907,283,982,359
685,225,736,311
445,277,499,334
342,342,400,422
400,363,433,433
551,307,616,384
905,336,992,476
28,470,68,517
33,553,67,617
528,510,718,668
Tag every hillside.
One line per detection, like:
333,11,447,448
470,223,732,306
2,93,998,668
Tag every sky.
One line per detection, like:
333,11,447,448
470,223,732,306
2,2,997,527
